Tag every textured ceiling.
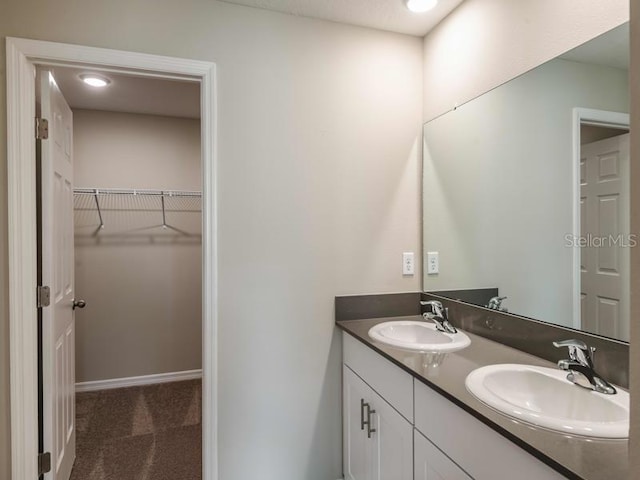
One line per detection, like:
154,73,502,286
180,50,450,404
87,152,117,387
219,0,465,36
51,67,201,119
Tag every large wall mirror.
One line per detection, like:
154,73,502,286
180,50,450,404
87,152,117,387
422,23,630,342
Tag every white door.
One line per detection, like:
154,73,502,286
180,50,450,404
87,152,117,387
369,387,412,480
343,366,371,480
414,429,471,480
39,69,76,480
580,134,630,340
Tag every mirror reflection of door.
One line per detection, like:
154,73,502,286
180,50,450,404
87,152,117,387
580,125,630,341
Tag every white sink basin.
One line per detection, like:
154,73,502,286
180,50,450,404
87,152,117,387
465,364,629,439
368,320,471,353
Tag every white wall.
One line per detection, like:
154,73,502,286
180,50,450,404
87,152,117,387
629,0,640,469
423,58,629,328
73,109,202,383
0,2,423,478
423,0,628,122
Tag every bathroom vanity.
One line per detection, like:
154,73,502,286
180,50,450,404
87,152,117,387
336,307,629,480
336,19,633,480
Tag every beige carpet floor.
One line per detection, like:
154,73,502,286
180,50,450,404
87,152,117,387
70,379,202,480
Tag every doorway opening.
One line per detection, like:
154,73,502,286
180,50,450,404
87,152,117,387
7,38,217,480
37,65,204,479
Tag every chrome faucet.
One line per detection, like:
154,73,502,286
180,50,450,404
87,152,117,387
420,300,458,334
486,296,508,312
553,339,616,395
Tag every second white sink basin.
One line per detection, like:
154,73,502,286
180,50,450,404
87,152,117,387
368,320,471,353
465,364,629,439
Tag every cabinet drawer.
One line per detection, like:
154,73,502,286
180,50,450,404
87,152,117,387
343,332,413,422
414,381,565,480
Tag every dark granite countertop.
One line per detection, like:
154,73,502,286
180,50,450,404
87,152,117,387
337,315,629,480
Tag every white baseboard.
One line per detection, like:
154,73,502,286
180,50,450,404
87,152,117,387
75,369,202,393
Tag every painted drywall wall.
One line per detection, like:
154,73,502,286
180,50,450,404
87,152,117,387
422,0,629,122
0,2,423,478
0,137,8,479
629,0,639,472
423,58,629,331
72,109,202,383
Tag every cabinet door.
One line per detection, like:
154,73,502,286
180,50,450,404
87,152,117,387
343,366,372,480
415,430,472,480
369,388,413,480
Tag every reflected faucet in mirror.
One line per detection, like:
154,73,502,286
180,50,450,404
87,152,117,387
553,339,616,395
486,296,508,312
420,300,458,334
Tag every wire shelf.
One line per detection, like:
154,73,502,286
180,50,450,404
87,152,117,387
74,188,202,238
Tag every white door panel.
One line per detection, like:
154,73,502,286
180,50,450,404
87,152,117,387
40,69,76,480
580,134,629,341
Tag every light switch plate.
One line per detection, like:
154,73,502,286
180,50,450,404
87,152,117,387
427,251,439,275
402,252,415,275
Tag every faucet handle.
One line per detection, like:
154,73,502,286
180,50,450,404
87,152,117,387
421,300,444,317
488,296,507,304
553,339,595,368
420,300,442,306
552,339,588,351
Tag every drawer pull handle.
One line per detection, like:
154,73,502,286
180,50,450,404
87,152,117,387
360,399,376,438
365,403,376,438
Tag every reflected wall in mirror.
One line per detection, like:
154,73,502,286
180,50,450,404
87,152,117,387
422,23,630,341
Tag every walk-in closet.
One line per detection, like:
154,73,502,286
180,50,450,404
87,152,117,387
45,67,204,479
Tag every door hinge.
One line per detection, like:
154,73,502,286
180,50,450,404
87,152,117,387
37,286,51,308
36,117,49,140
38,452,51,476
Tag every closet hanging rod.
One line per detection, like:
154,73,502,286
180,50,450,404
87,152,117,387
73,188,202,197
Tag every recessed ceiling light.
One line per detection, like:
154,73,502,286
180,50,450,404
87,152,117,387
406,0,438,13
80,74,111,88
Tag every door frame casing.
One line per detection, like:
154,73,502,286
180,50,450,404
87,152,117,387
6,37,218,480
571,107,630,331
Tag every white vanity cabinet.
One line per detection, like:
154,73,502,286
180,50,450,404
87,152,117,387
342,334,413,480
342,332,568,480
343,366,413,480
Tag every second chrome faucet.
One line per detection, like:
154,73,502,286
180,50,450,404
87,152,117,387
553,339,616,395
